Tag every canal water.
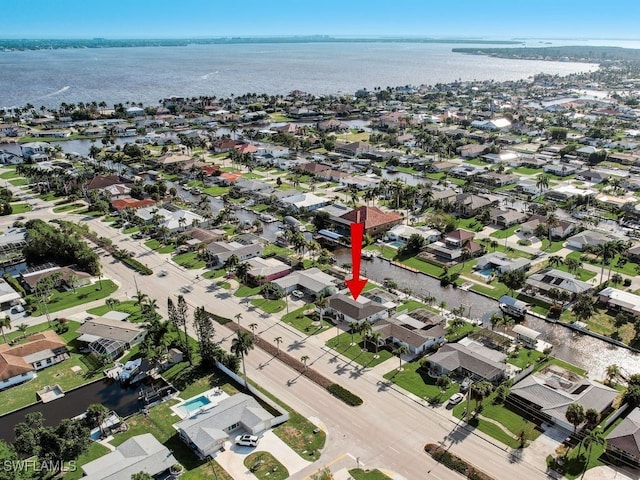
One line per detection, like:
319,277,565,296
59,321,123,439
0,378,169,443
334,249,640,380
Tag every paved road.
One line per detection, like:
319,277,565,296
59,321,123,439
0,181,569,479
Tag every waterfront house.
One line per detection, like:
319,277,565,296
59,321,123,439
385,224,440,245
335,206,403,238
508,365,617,432
0,278,22,312
335,141,373,157
110,197,156,211
0,150,23,165
524,268,592,298
598,287,640,317
520,214,575,239
175,393,275,458
451,193,498,217
426,339,507,382
567,230,620,250
182,227,225,250
81,433,177,480
20,141,50,161
606,407,640,466
425,228,483,262
246,257,291,283
372,309,446,355
280,192,331,212
475,252,531,274
326,293,390,325
0,331,69,390
271,267,339,298
511,325,542,348
135,205,206,232
77,317,146,360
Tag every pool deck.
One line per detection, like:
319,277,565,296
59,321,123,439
170,387,229,419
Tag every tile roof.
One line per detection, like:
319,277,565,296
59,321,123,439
328,294,388,321
340,206,403,230
0,331,67,382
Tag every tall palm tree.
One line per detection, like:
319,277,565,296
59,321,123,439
133,290,149,309
248,322,258,339
547,255,564,269
301,355,310,370
536,174,550,194
234,313,243,325
394,345,409,370
231,331,254,387
369,331,382,358
315,294,328,325
0,316,11,344
274,336,283,355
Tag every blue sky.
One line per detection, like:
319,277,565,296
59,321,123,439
4,0,640,39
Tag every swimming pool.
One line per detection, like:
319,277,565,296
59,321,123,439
182,395,211,414
387,241,405,249
477,267,495,279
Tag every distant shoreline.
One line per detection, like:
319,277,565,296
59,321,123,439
453,45,640,64
0,36,523,51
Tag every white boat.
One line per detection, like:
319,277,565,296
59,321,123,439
118,358,142,382
361,251,376,260
259,213,276,222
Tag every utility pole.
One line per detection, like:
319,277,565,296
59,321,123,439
464,376,473,421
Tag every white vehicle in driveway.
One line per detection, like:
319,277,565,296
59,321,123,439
234,434,259,447
448,393,465,405
291,290,304,299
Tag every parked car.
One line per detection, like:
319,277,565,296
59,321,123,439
291,290,304,299
158,269,168,277
234,434,259,447
448,393,465,405
181,285,194,293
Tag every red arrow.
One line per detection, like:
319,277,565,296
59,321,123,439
345,222,368,300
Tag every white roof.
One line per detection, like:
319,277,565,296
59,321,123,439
281,192,328,209
599,287,640,313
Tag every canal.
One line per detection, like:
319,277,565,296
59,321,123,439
334,249,640,380
0,378,170,443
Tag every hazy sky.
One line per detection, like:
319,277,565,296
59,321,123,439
4,0,640,39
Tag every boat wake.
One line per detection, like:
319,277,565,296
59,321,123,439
37,85,70,99
200,71,218,79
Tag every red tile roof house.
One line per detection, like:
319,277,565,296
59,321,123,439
234,143,258,155
0,330,69,390
111,197,156,211
337,206,404,238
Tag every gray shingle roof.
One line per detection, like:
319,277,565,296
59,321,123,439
606,407,640,459
428,342,507,380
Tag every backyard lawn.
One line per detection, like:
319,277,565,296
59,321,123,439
490,224,521,239
63,442,111,479
280,305,332,335
383,360,459,403
27,280,118,316
250,298,285,314
87,299,146,323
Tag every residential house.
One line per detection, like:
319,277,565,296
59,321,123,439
272,267,340,297
19,264,92,294
246,257,291,283
508,365,617,432
0,278,22,312
77,317,147,360
543,163,578,176
576,170,609,184
457,144,487,158
385,224,440,245
0,150,23,165
478,172,519,187
546,184,596,202
335,141,372,157
20,142,50,161
450,164,487,178
335,206,403,237
317,119,349,132
135,205,206,232
280,192,331,212
426,228,483,262
520,214,575,239
182,227,225,250
451,193,498,217
0,331,69,390
567,230,619,250
81,433,177,480
524,268,592,298
206,241,263,267
372,309,446,355
427,339,507,382
110,197,156,211
175,393,275,458
326,293,390,325
606,407,640,466
86,175,133,198
475,252,531,274
598,287,640,317
511,325,542,348
489,208,528,228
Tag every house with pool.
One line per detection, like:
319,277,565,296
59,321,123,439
174,392,275,459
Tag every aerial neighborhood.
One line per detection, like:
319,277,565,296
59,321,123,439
3,57,640,480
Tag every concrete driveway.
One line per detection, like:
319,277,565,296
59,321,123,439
215,430,312,479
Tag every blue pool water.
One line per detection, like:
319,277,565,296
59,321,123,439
477,268,495,278
387,241,405,249
182,396,211,413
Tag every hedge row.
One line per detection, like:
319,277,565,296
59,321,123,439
326,384,363,406
219,317,363,406
116,255,152,275
424,444,494,480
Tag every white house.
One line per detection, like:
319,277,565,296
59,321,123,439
280,192,331,212
326,293,390,325
272,267,339,297
598,287,640,317
20,141,50,161
386,225,440,245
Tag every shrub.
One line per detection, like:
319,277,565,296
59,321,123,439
425,444,494,480
326,384,363,406
624,278,632,287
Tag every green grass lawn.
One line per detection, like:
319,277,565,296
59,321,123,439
250,298,285,314
63,442,111,479
8,178,28,186
203,186,230,196
540,238,566,253
144,239,176,254
86,300,146,323
539,260,596,282
235,285,262,298
243,172,265,179
244,452,288,480
397,300,431,313
262,244,294,257
400,256,446,277
349,469,393,480
251,204,271,213
326,331,393,368
490,224,520,239
203,269,226,279
27,280,118,316
510,167,542,175
506,347,545,368
383,360,459,403
173,251,206,269
10,202,32,214
457,217,485,232
122,225,140,234
52,202,84,213
269,113,293,122
566,251,639,276
0,170,20,179
280,305,332,335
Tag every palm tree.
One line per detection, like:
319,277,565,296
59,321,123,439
536,174,550,194
581,428,606,470
605,364,622,386
133,290,148,309
248,322,258,339
470,381,494,418
234,313,243,325
315,294,328,325
548,255,564,269
369,331,382,358
565,403,585,434
231,331,254,387
546,213,559,247
565,257,582,274
300,355,309,370
235,262,251,284
394,345,409,370
349,322,361,346
0,315,10,343
274,336,283,355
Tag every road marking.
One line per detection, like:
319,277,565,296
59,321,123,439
389,446,400,454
